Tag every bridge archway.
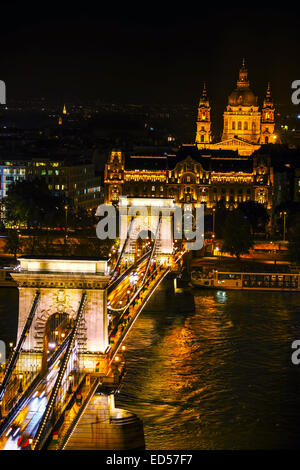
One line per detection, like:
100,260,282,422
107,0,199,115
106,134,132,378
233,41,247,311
41,312,74,371
119,197,174,263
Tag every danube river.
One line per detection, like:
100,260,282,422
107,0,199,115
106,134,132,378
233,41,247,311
1,284,300,449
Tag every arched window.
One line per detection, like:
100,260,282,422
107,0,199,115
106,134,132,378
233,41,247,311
238,121,242,130
201,135,204,143
252,122,256,132
265,136,268,144
244,121,248,130
232,121,235,130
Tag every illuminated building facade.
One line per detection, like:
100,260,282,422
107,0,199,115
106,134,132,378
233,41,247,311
28,158,102,209
0,160,27,198
104,61,277,216
104,146,273,213
196,60,276,156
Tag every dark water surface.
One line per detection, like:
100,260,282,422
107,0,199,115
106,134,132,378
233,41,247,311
1,284,300,449
115,281,300,449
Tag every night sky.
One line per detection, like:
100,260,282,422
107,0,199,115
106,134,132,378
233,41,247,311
2,3,300,107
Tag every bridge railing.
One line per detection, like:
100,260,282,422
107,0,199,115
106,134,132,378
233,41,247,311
107,250,150,295
32,292,87,450
109,266,170,361
0,290,40,402
110,216,135,279
56,376,100,450
0,330,73,437
141,214,161,286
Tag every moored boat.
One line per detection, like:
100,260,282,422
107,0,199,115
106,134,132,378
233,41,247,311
190,268,300,291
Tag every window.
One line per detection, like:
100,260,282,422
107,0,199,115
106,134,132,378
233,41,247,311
201,135,204,143
244,121,248,130
238,121,242,130
232,121,235,130
265,136,269,144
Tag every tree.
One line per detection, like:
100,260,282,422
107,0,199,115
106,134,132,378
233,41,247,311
5,231,20,258
238,201,269,233
3,179,64,229
215,199,229,238
221,209,253,259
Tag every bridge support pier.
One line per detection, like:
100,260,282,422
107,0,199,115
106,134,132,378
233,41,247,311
63,392,145,450
11,257,111,375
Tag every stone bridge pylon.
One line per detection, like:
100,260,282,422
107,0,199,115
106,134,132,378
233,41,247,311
11,256,111,375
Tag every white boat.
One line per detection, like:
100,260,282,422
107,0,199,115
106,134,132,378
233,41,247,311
190,269,300,291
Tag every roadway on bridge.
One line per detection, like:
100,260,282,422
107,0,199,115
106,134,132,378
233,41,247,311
0,353,62,450
108,259,148,310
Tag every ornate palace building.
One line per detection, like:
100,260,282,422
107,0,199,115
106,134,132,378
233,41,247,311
104,61,275,215
104,146,273,213
196,60,276,156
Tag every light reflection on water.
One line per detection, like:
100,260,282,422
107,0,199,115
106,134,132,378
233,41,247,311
1,285,300,449
116,282,300,449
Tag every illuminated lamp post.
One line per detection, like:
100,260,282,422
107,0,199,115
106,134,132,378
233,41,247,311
18,373,23,394
212,207,216,237
282,211,287,241
64,204,68,248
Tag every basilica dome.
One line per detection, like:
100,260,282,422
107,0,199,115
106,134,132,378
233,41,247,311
228,87,258,106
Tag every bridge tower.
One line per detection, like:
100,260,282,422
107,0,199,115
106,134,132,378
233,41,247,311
119,197,174,266
11,257,110,375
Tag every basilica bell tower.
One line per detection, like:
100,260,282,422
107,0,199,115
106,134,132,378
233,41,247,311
195,83,212,146
260,82,276,144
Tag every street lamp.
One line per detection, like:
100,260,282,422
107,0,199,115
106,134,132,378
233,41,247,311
280,211,287,241
18,374,23,394
64,204,68,246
